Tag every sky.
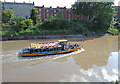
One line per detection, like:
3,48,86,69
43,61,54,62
0,0,120,8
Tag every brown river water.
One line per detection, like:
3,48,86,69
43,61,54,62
1,36,119,82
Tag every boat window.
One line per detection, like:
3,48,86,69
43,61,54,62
57,47,59,50
38,49,41,52
46,48,49,52
41,48,44,52
34,49,40,52
58,47,61,50
49,48,53,51
53,48,56,51
43,49,47,52
30,49,34,53
58,47,62,50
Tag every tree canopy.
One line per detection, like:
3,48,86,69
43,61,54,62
29,8,40,25
71,2,115,32
2,9,14,23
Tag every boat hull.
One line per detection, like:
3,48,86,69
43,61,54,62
21,46,82,57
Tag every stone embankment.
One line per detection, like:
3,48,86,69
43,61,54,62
1,33,111,41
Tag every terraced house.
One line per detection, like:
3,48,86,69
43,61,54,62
35,5,82,21
2,1,34,19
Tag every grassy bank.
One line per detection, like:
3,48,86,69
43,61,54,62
1,29,81,37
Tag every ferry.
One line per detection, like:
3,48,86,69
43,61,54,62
21,40,83,57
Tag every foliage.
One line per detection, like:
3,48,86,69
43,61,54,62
11,19,33,32
56,10,64,19
0,1,2,4
12,16,25,23
107,28,119,35
114,22,120,31
2,2,117,37
2,9,14,23
2,30,18,36
71,2,115,32
41,16,68,30
29,8,40,25
69,20,89,34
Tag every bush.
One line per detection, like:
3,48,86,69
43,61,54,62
2,30,18,36
114,22,120,31
12,19,33,32
41,17,68,30
107,28,119,35
69,20,89,34
18,29,34,35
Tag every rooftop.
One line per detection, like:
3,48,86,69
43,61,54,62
3,1,34,5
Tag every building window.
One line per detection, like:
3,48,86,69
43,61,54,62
46,9,49,12
62,9,64,12
54,14,56,16
54,10,56,13
68,14,71,17
39,9,41,12
10,7,13,10
68,18,70,21
46,13,49,17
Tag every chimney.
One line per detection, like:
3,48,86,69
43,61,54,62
23,1,25,3
14,0,15,3
64,6,66,8
33,1,34,5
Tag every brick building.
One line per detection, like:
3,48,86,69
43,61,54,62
35,5,82,21
115,6,120,22
118,1,120,22
2,1,34,19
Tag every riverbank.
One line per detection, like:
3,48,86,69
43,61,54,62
1,32,113,41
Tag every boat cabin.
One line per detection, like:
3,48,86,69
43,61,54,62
58,40,68,46
21,39,82,56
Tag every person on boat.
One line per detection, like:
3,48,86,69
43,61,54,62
76,44,80,47
68,43,71,46
74,44,78,48
62,45,65,50
68,43,73,49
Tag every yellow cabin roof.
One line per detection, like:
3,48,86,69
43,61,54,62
58,40,68,42
30,42,62,49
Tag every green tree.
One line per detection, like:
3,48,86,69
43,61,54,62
2,9,14,23
29,8,40,25
13,19,33,32
0,1,2,3
24,19,33,29
71,2,114,32
56,10,64,19
13,16,24,23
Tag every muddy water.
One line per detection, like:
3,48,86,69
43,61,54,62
2,36,119,82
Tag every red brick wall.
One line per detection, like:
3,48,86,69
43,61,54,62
35,6,81,21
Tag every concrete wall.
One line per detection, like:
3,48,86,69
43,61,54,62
3,2,34,18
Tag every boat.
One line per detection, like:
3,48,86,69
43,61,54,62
20,40,83,57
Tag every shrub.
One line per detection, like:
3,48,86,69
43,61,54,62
2,30,18,36
107,28,119,35
41,17,68,30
